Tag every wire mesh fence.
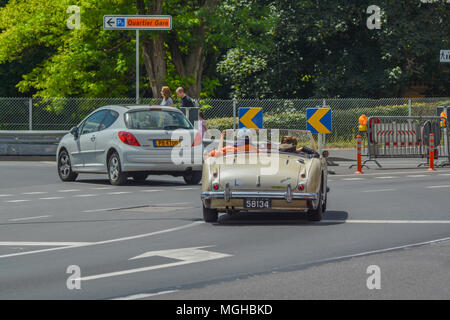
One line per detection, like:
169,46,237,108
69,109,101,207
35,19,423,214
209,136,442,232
0,97,449,146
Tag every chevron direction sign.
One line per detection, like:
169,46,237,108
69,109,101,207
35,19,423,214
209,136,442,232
306,108,332,134
239,108,263,129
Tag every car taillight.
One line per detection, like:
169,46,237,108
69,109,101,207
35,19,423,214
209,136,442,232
213,183,219,190
118,131,140,146
300,173,306,178
298,184,305,191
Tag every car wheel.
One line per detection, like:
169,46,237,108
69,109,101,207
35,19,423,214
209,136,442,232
183,171,202,185
131,173,148,182
58,150,78,182
203,204,218,223
308,183,324,221
108,152,127,185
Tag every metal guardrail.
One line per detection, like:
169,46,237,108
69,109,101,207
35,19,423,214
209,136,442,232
0,130,67,156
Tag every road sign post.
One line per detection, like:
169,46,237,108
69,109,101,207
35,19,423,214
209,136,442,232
103,15,172,104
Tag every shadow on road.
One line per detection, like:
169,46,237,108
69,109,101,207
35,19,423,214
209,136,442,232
215,210,349,226
73,178,191,187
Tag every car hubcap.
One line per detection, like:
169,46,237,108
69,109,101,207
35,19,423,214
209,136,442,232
109,157,119,181
59,154,70,177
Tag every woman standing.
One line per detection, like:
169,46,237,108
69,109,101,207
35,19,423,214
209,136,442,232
160,86,174,106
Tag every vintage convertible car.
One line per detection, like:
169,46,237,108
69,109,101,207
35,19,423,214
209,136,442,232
201,129,329,222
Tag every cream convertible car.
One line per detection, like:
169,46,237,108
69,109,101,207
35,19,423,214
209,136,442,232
201,129,329,222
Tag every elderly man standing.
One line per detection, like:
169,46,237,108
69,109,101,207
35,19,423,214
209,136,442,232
176,87,195,108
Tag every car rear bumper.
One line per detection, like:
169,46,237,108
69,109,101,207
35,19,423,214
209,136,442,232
201,191,317,201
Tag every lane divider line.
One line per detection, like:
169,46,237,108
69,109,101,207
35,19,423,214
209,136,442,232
112,290,179,300
8,215,52,222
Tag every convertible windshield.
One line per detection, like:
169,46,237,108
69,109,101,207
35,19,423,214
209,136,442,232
125,110,193,130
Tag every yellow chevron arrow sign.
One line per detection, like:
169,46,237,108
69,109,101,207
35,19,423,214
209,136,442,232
239,108,262,129
307,108,331,134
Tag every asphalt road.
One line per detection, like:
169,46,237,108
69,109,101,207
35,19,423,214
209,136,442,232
0,160,449,299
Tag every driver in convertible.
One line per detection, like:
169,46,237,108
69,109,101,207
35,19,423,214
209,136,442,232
279,135,316,155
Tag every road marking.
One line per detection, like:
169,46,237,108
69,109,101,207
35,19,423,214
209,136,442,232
58,189,80,193
375,176,396,179
112,290,179,300
4,200,30,203
323,219,450,224
361,188,395,193
438,173,450,176
39,197,64,200
0,241,92,246
107,191,132,195
0,194,12,197
342,178,364,181
91,187,116,190
426,185,450,189
140,189,163,193
21,192,48,195
333,169,450,178
305,236,450,267
174,187,200,190
82,208,120,213
73,194,97,197
0,221,203,259
81,246,231,281
406,175,427,178
8,215,52,222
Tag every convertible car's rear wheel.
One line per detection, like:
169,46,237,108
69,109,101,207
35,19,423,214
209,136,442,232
203,205,218,223
58,150,78,182
307,182,324,221
183,171,202,185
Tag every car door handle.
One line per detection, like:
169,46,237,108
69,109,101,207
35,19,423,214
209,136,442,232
91,136,96,142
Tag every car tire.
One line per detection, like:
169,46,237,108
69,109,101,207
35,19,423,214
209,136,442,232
58,150,78,182
108,152,128,185
308,183,324,221
203,205,218,223
131,173,148,182
183,171,202,185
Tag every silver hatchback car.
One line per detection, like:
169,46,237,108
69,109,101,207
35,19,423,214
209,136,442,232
57,105,203,185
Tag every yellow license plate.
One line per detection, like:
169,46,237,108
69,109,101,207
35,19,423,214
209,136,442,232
154,139,181,147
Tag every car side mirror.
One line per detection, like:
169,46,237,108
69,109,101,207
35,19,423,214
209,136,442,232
322,150,329,158
70,127,79,139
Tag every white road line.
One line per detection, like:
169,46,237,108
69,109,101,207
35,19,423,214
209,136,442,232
58,189,80,193
375,176,396,179
8,215,52,222
21,192,48,195
426,185,450,189
174,187,200,190
107,191,132,195
4,200,30,203
342,178,364,181
438,173,450,176
0,221,204,259
73,194,97,197
91,187,116,190
323,219,450,224
0,194,12,197
39,197,64,200
333,169,450,178
112,290,179,300
82,208,120,213
406,175,427,178
140,189,163,193
0,241,91,246
361,188,396,193
305,236,450,266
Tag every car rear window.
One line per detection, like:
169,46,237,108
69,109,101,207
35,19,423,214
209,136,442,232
125,110,193,130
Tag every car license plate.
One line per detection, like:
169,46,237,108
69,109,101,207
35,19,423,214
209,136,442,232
154,139,181,147
244,198,272,209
